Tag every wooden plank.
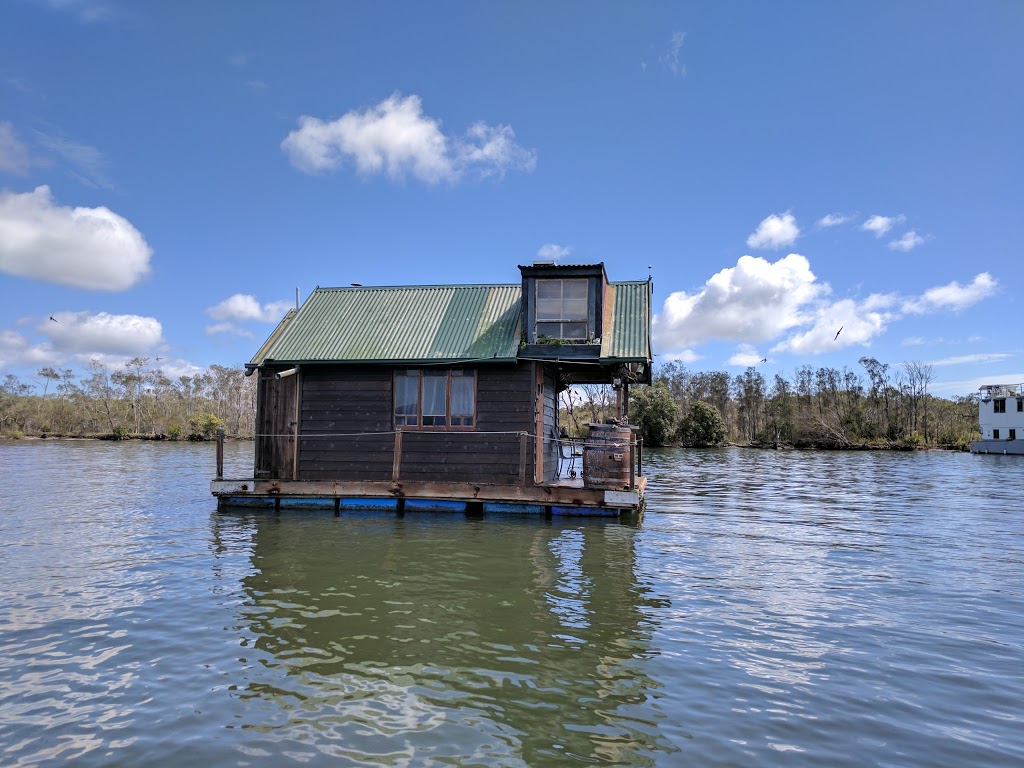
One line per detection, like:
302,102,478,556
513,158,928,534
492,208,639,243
519,431,527,485
534,362,544,485
215,478,643,510
392,429,403,481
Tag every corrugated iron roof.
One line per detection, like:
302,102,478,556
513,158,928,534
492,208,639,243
253,284,522,364
251,280,651,366
601,281,651,361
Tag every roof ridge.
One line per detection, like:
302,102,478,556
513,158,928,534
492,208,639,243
315,283,519,291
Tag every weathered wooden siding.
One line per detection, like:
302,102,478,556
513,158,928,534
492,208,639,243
298,369,394,481
255,369,298,480
290,363,536,484
542,365,558,480
400,363,535,483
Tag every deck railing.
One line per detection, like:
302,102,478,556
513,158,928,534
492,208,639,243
227,427,644,490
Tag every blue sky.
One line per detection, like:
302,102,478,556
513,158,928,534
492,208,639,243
1,1,1021,396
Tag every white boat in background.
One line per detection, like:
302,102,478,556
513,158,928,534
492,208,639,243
971,383,1024,455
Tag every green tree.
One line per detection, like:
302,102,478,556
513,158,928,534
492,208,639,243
678,401,727,447
628,382,678,446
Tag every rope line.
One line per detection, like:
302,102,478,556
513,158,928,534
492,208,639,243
251,429,634,449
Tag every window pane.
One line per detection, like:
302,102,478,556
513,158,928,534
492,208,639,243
395,372,418,416
562,279,588,299
563,297,587,320
561,322,587,339
423,373,446,418
451,372,474,417
536,280,561,300
536,296,562,320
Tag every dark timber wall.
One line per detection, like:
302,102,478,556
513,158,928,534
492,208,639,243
255,370,298,479
279,363,537,484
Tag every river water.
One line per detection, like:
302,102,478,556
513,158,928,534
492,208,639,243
0,441,1021,767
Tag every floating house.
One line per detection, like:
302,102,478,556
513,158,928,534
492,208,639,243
212,261,653,515
971,383,1024,455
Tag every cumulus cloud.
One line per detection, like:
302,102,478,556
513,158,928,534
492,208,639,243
862,214,905,237
653,253,824,352
903,273,997,314
281,94,536,184
888,230,926,252
0,329,57,370
40,311,164,356
746,212,800,249
536,243,572,261
0,122,33,175
726,344,764,367
207,294,293,323
816,213,853,228
654,252,998,360
771,295,899,355
0,186,152,290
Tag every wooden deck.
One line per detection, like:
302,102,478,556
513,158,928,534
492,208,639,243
211,476,646,515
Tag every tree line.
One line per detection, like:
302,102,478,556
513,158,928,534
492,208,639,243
2,355,981,450
0,358,256,440
624,358,979,450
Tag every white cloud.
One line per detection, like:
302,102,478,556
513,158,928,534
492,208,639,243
34,131,112,189
746,212,800,249
0,122,32,175
653,253,824,353
901,336,928,347
662,350,700,364
932,374,1024,398
726,344,764,367
40,311,164,356
816,213,853,228
861,214,905,237
536,243,572,261
903,273,997,314
661,31,686,77
0,329,57,370
929,353,1010,367
0,186,152,290
771,295,898,355
205,321,255,338
281,93,536,184
206,294,293,323
888,230,926,252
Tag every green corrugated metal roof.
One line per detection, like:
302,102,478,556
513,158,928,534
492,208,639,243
601,281,651,361
252,284,523,364
251,280,651,366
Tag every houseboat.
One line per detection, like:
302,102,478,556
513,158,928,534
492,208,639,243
211,261,653,515
971,383,1024,455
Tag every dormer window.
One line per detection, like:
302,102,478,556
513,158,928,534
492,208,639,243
536,278,588,340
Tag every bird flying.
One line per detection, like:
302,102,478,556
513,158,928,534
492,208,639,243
834,326,843,341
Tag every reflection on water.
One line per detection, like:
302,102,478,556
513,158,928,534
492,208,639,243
218,513,670,765
0,441,1023,767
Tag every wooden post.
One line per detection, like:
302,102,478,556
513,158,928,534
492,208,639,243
291,372,301,481
637,436,643,480
216,427,224,480
392,429,403,481
534,363,544,484
629,434,635,489
518,431,528,485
